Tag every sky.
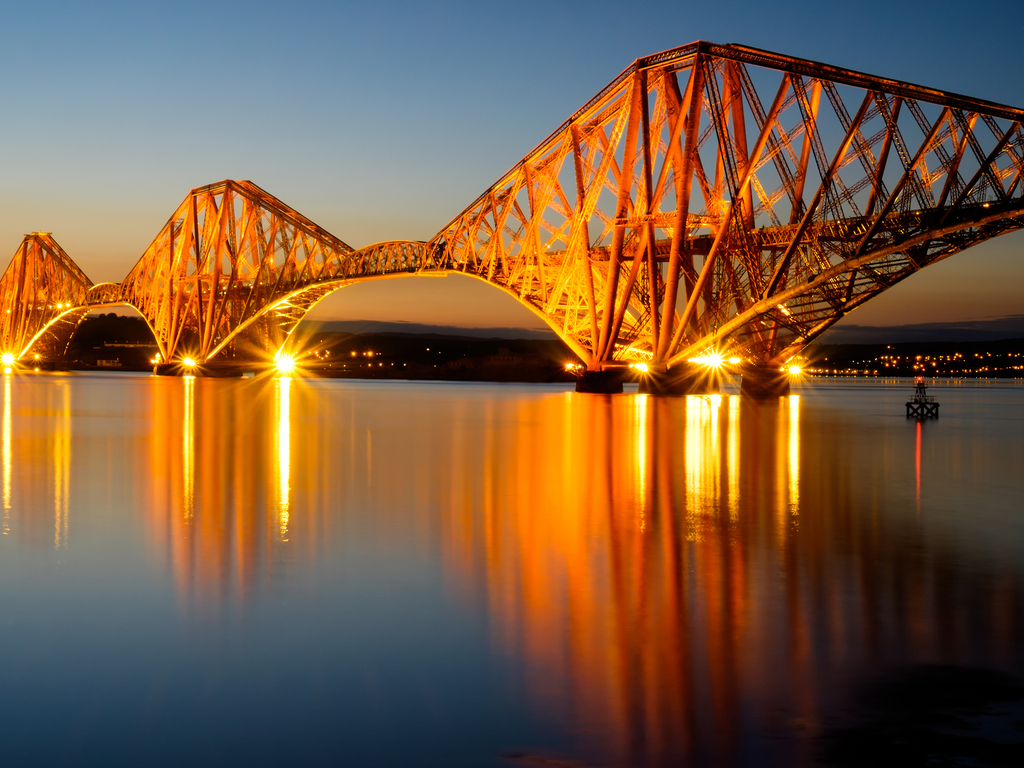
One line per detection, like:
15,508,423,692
1,0,1022,333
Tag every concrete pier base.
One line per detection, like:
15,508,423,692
575,369,625,394
154,362,248,377
201,364,247,378
740,365,790,399
638,366,721,395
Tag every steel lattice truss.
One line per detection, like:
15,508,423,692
0,233,92,360
115,180,358,361
2,43,1023,368
433,43,1024,368
112,181,434,361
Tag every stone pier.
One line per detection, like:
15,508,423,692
575,369,626,394
740,365,791,399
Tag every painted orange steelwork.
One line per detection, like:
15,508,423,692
432,43,1024,371
0,233,92,360
2,42,1023,370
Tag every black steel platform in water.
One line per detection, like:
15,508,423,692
906,378,940,418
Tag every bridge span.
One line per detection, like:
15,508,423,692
2,42,1023,394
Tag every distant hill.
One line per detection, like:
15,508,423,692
300,319,557,340
308,316,1024,345
819,314,1024,344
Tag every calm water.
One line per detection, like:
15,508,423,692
1,372,1022,766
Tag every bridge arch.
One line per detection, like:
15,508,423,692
22,302,165,367
259,268,593,365
430,42,1024,372
2,43,1023,373
0,233,93,361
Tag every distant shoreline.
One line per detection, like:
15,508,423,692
56,313,1024,381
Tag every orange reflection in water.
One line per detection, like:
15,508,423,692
788,394,800,515
445,394,755,761
146,377,316,605
52,381,70,549
2,372,10,535
1,374,75,546
183,375,195,520
276,377,291,541
428,392,1022,765
921,417,929,514
131,379,1022,764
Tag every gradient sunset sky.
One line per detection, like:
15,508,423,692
1,0,1021,331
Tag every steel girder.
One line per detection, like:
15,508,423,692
3,43,1023,368
0,233,92,360
116,180,361,362
116,181,441,362
431,42,1024,369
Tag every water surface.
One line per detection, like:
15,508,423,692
1,372,1022,766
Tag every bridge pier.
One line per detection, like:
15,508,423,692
200,364,247,378
740,365,790,399
575,369,625,394
638,365,721,396
153,362,249,377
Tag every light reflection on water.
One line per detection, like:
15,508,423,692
276,376,290,541
52,381,69,549
182,374,194,521
0,373,1021,766
2,371,10,534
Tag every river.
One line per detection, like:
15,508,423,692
1,372,1022,766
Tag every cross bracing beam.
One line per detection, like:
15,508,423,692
2,42,1022,370
431,41,1024,370
116,180,363,362
0,233,93,360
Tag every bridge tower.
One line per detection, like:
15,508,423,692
117,180,362,366
430,42,1024,393
0,233,92,364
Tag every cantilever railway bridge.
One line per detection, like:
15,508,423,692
2,42,1023,392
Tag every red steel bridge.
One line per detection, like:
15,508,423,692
2,42,1023,393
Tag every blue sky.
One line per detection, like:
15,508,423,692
1,0,1022,330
